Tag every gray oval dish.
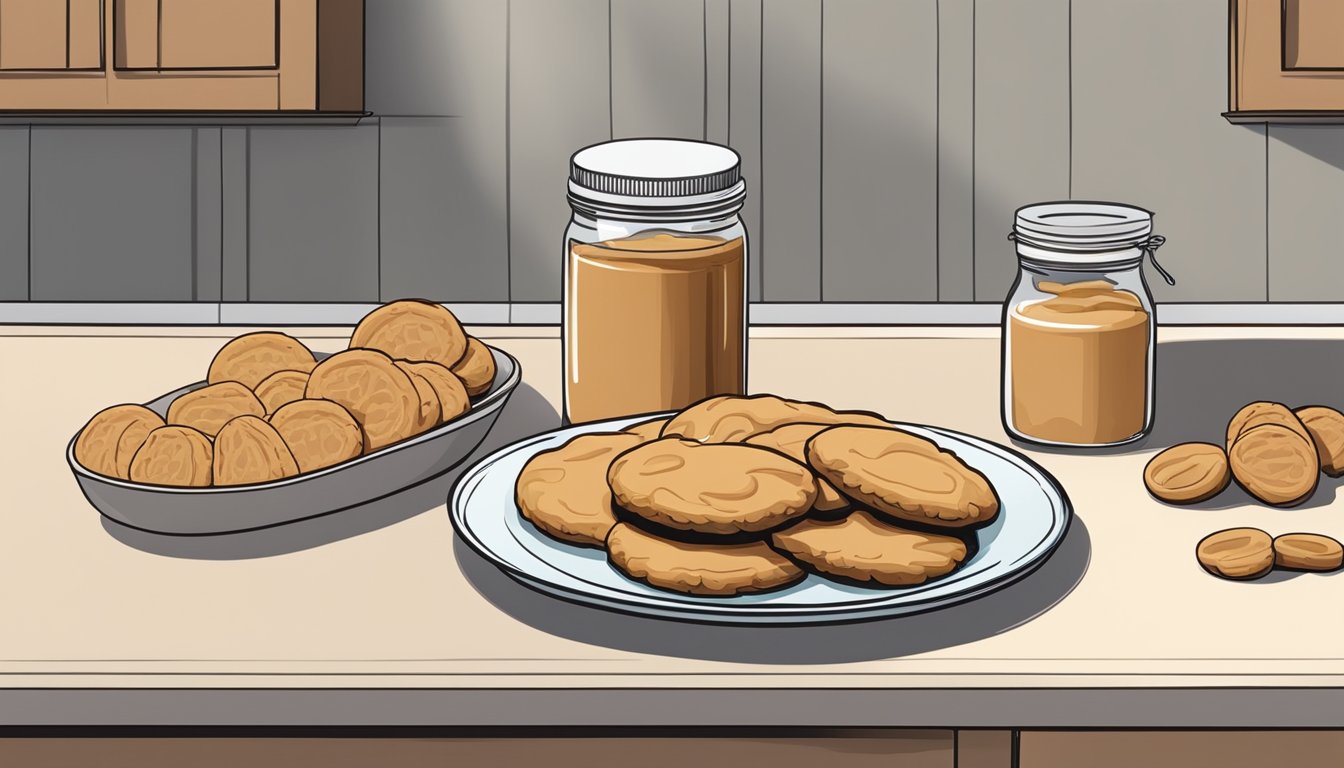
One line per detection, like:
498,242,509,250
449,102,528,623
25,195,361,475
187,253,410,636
68,346,521,535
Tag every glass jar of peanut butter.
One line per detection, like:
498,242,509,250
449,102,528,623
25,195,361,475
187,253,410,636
1002,202,1173,447
563,139,747,424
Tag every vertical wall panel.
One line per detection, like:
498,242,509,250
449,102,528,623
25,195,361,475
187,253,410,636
29,128,194,301
1073,0,1267,302
509,0,611,302
1267,126,1344,300
761,0,821,301
611,0,705,140
0,126,27,300
375,0,508,302
220,127,249,302
706,0,730,145
247,123,380,302
821,0,937,302
972,0,1070,302
728,0,763,301
937,0,975,302
194,127,222,302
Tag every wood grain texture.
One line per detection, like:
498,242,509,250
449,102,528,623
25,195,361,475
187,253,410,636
821,0,936,301
29,128,194,301
1073,0,1267,302
508,0,610,302
761,0,821,301
0,126,26,300
611,0,705,140
937,0,974,302
973,0,1069,303
246,123,379,302
1268,125,1344,300
729,0,763,301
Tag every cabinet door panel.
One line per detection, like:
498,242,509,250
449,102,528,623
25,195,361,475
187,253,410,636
1284,0,1344,69
116,0,278,71
0,0,66,70
68,0,103,69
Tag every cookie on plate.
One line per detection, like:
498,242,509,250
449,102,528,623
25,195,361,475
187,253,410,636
254,370,310,416
807,425,999,528
770,509,968,586
269,399,365,474
746,423,850,514
74,404,165,479
623,417,671,442
349,299,468,368
304,349,424,452
662,394,889,443
167,381,266,438
607,438,817,536
606,522,804,596
207,332,317,390
516,432,645,547
213,415,300,487
128,425,213,487
450,337,496,396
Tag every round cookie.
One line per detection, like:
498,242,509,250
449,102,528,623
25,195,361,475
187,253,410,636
662,394,890,443
391,361,442,434
1226,401,1310,448
623,417,671,442
167,381,266,438
1294,406,1344,477
74,404,165,479
349,299,468,368
1196,527,1274,580
304,349,423,452
128,426,213,487
516,432,645,548
213,415,300,487
1143,442,1230,505
606,438,818,536
254,370,310,415
207,332,316,390
269,399,365,473
770,509,968,586
807,425,999,528
450,337,496,396
606,522,804,596
397,361,470,424
746,423,849,513
1228,424,1319,507
1273,533,1344,572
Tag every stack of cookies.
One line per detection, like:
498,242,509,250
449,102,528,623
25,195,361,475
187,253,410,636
74,300,496,488
516,394,1001,596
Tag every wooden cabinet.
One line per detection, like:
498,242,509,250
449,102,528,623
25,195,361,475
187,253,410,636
0,0,362,112
1228,0,1344,119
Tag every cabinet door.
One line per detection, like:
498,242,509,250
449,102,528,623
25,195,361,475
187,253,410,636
0,0,102,71
115,0,278,71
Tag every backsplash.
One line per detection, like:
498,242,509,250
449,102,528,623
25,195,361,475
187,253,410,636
0,0,1338,315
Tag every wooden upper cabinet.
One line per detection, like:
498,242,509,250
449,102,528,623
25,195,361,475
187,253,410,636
1230,0,1344,115
0,0,362,112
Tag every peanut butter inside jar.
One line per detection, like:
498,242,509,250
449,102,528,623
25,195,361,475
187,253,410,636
1008,280,1150,445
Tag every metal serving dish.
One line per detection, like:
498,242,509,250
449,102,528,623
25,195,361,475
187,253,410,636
68,346,521,535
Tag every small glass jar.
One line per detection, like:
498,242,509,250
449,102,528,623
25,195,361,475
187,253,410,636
1002,202,1172,447
563,139,748,424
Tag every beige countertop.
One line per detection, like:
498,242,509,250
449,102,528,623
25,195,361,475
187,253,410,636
3,325,1343,727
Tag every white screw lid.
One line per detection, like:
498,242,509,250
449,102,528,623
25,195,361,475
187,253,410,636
1014,201,1153,250
570,139,742,198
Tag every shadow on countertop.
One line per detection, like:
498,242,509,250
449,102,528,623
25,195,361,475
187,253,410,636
456,515,1091,665
102,382,561,560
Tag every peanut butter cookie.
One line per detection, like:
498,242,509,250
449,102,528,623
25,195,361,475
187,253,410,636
167,381,266,438
269,399,365,474
213,415,300,487
1143,442,1231,505
1196,527,1274,580
516,432,645,547
254,370,310,415
1228,424,1319,507
662,394,890,443
397,360,471,425
1226,401,1310,448
207,332,317,390
607,438,818,536
606,522,804,596
807,425,999,528
623,416,671,442
770,509,968,586
304,349,424,452
1273,533,1344,572
450,337,496,396
746,423,850,514
1294,406,1344,477
128,425,213,487
74,404,165,479
392,361,442,434
349,299,469,368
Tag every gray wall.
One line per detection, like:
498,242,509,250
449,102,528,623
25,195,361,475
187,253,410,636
0,0,1336,308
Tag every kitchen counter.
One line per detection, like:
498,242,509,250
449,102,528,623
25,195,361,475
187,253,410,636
3,324,1343,729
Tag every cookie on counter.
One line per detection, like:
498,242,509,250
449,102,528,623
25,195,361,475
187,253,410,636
1228,424,1319,507
167,381,266,438
207,332,317,390
807,425,999,529
1272,533,1344,573
1294,406,1344,477
1226,401,1311,448
213,415,300,487
74,404,165,479
661,394,889,443
1143,442,1230,505
606,522,804,596
607,438,818,536
770,509,968,586
1196,527,1274,580
516,432,645,548
349,299,469,369
305,349,424,452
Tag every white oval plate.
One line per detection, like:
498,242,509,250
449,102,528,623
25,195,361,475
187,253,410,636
451,415,1072,625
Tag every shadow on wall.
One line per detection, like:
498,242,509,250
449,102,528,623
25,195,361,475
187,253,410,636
1265,123,1344,170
